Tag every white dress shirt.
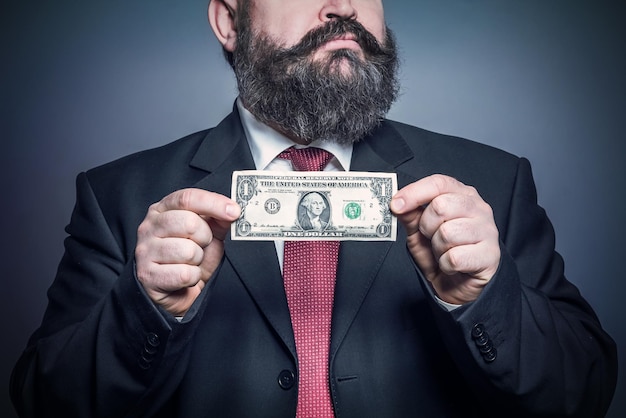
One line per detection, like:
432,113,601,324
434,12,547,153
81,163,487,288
237,99,353,272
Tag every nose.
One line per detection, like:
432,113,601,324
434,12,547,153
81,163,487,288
320,0,357,22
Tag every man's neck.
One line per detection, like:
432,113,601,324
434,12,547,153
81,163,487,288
239,99,309,145
236,98,353,171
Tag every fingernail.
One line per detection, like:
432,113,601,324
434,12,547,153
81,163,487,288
226,204,239,218
391,198,405,212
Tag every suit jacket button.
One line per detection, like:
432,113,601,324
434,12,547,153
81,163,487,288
144,342,158,355
474,332,490,347
479,341,494,354
146,332,160,348
278,370,296,390
483,347,497,363
138,355,152,370
471,323,486,339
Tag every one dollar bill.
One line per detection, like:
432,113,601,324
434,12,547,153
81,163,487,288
231,171,397,241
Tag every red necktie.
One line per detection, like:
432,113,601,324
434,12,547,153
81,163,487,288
279,147,339,418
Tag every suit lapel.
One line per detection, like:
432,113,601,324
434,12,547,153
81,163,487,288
225,239,296,357
190,109,297,358
330,123,417,357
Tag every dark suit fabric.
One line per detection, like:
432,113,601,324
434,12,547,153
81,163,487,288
11,108,617,417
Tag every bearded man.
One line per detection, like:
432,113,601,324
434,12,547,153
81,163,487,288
11,1,617,417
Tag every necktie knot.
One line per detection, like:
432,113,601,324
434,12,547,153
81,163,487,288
278,147,334,172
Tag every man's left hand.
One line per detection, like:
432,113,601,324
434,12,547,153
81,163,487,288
390,174,501,305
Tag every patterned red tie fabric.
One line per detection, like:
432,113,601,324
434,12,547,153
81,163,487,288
279,147,339,418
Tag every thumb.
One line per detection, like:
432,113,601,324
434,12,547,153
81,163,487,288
208,217,235,241
392,204,439,281
406,230,438,282
198,217,236,282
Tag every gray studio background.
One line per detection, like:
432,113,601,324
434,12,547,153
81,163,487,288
2,1,624,417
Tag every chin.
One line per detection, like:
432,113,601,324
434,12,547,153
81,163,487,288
324,50,364,75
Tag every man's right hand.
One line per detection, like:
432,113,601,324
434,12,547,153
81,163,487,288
135,188,241,316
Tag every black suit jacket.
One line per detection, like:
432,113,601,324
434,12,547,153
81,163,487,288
11,108,617,417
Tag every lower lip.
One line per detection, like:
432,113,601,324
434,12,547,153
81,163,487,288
321,39,361,52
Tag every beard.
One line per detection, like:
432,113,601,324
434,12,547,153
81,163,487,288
230,14,400,145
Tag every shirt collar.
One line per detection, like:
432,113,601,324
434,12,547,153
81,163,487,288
237,99,353,171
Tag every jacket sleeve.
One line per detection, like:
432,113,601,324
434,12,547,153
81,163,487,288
10,172,209,417
421,157,618,417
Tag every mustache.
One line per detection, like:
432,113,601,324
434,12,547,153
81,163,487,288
275,19,389,60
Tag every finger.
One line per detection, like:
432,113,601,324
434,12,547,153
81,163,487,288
206,217,235,242
418,193,479,239
438,242,500,280
429,218,482,259
150,237,205,266
405,229,439,280
393,203,424,236
155,188,240,221
390,174,470,215
199,237,226,281
141,263,204,293
149,210,214,246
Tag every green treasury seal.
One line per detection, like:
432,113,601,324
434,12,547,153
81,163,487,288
344,202,361,220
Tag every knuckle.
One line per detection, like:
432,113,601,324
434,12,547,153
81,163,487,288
483,203,495,219
177,267,199,288
465,185,479,197
445,247,466,272
136,218,153,237
181,214,204,237
429,196,447,218
417,218,433,239
135,242,150,260
180,243,201,264
430,174,450,194
135,261,156,286
176,189,196,210
437,221,454,246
